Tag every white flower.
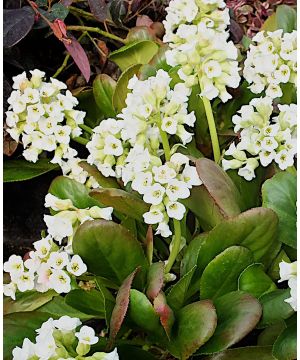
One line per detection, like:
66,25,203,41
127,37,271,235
103,348,119,360
286,276,297,311
180,165,202,187
143,206,164,224
35,335,57,359
3,282,17,300
49,269,71,293
161,117,178,134
155,222,172,238
103,135,123,156
238,158,259,181
75,326,99,345
88,206,113,221
44,214,74,243
36,317,55,337
24,251,42,272
4,254,24,275
23,147,40,163
166,201,186,220
12,338,36,360
279,261,297,282
15,271,35,292
33,236,52,259
153,164,177,184
67,255,87,276
275,149,294,170
53,315,82,331
47,251,69,270
166,179,190,201
44,193,74,211
143,183,166,205
36,263,53,293
131,172,153,194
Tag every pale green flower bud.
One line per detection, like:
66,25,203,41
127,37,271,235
76,342,91,356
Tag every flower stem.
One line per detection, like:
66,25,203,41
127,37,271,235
73,136,89,145
79,124,93,135
165,219,181,274
66,25,127,44
199,80,221,163
159,127,171,162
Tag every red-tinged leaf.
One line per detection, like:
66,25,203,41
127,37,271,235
64,36,91,82
88,0,109,22
146,225,153,264
146,262,164,301
136,15,153,27
109,268,140,344
153,292,175,339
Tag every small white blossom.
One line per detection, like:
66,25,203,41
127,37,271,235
49,269,71,294
75,326,99,345
67,255,87,276
53,315,82,331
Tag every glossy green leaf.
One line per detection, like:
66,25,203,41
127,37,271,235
199,292,262,354
238,263,277,298
183,158,241,230
273,323,296,360
126,26,156,42
93,74,116,118
146,262,165,301
128,289,162,334
109,268,139,342
65,288,115,320
4,158,59,182
73,220,148,287
112,64,142,113
204,346,274,360
257,322,286,346
38,295,94,320
79,161,120,189
167,266,196,312
168,300,217,360
90,188,149,221
200,246,254,300
258,289,295,328
3,290,56,315
4,311,53,359
181,208,278,291
139,45,171,80
109,40,159,71
268,250,290,281
262,172,296,248
262,13,277,31
49,175,101,209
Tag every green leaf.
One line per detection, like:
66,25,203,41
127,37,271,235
273,323,296,360
262,172,296,248
38,295,94,320
139,45,171,80
258,289,295,328
203,346,274,360
73,219,148,287
117,345,157,360
93,74,117,118
146,262,165,301
183,158,241,230
268,250,290,281
181,208,278,291
200,246,254,300
128,289,162,334
109,40,159,71
112,64,142,113
3,290,56,315
262,13,277,31
65,289,115,321
49,175,101,209
276,5,297,33
79,161,120,189
50,3,69,19
126,26,156,42
109,268,139,342
4,158,59,182
153,292,175,339
166,266,196,312
238,263,277,298
168,300,217,360
198,292,262,354
73,87,103,128
258,322,286,346
90,188,149,221
4,311,53,359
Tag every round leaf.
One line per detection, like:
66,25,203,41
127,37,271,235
199,291,262,354
273,323,297,360
200,246,254,300
73,220,148,287
93,74,117,118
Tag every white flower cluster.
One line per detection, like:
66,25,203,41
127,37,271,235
163,0,240,102
279,260,297,311
12,315,119,360
6,70,85,164
222,97,297,180
3,244,87,299
44,193,113,248
244,30,297,98
87,71,202,236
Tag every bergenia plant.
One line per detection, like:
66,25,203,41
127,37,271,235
3,0,297,359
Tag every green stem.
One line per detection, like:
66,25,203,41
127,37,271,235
199,82,221,163
159,127,171,161
73,136,89,145
66,25,127,44
165,219,181,274
79,124,93,135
